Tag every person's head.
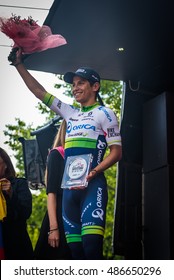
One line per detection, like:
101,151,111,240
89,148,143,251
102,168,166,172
0,147,16,179
64,67,102,106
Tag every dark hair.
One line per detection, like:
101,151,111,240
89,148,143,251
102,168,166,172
89,81,104,106
0,147,16,178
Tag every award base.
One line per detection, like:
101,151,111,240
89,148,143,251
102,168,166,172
61,153,93,189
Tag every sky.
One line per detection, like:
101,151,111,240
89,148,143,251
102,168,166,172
0,0,71,166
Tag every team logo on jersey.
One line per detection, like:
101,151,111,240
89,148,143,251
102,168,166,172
107,128,120,138
92,187,104,220
81,203,92,220
57,100,62,109
98,107,112,122
88,112,93,116
92,208,104,221
69,117,79,122
97,140,106,149
81,117,94,121
78,113,84,117
63,215,75,228
67,121,95,133
67,121,72,133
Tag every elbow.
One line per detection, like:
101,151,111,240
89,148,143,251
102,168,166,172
34,89,46,101
109,144,122,164
118,146,122,161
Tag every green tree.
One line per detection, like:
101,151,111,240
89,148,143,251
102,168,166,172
3,118,35,177
3,76,122,258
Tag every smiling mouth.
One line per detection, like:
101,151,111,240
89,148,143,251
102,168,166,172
74,92,82,98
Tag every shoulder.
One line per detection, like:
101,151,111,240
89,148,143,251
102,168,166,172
11,177,31,192
97,105,114,113
47,148,64,166
49,147,64,158
11,177,28,185
96,106,116,121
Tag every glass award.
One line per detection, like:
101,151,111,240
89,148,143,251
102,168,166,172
61,153,93,189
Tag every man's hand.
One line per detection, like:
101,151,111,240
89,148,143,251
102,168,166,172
86,169,98,181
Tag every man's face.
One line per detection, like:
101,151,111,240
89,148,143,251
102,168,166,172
72,76,97,106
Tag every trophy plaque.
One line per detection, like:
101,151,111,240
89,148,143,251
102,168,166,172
61,153,93,189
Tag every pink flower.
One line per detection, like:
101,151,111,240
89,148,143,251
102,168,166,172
0,15,67,54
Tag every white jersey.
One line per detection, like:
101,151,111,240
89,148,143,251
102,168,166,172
43,92,121,167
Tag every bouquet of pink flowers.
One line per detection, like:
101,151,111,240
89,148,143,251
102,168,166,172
0,15,67,54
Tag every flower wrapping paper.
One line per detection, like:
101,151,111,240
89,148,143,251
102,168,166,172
0,15,67,54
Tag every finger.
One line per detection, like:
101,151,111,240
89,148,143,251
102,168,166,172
49,238,59,247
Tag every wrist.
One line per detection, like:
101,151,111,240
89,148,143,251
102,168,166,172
49,223,58,230
13,62,22,67
48,228,59,235
91,169,98,175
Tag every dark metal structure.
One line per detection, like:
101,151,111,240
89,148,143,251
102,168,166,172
19,116,61,189
23,0,174,259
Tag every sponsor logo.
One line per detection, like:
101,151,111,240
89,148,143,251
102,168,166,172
98,107,112,122
107,128,120,138
57,100,62,109
81,203,92,220
67,121,95,133
78,113,84,117
67,132,83,137
77,68,86,73
96,187,102,208
82,222,95,226
91,74,99,81
97,149,103,164
81,117,94,121
97,140,106,150
69,117,79,121
88,112,93,116
97,141,106,164
92,208,104,220
67,121,72,133
63,215,74,228
92,187,104,220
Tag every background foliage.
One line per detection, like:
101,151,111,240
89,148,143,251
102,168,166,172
3,76,122,259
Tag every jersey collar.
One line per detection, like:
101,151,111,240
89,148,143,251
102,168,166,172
81,102,100,112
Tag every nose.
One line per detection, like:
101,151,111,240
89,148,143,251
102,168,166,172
72,83,79,93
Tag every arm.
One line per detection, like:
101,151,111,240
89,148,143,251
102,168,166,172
87,144,122,180
8,49,76,119
47,193,60,248
46,150,64,247
88,106,122,180
95,144,122,172
10,48,47,101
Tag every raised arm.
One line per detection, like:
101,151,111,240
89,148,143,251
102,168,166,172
9,48,47,101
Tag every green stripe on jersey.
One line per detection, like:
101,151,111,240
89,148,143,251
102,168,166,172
66,234,82,243
81,225,105,236
43,92,55,107
65,137,97,149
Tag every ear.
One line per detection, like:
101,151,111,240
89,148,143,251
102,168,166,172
92,82,100,92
